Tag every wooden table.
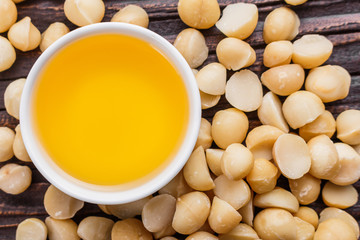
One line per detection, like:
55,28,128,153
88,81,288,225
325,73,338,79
0,0,359,239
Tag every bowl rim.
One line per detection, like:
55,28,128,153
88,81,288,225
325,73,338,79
20,22,201,204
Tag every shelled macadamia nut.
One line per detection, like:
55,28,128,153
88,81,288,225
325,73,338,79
177,0,220,29
107,195,152,219
142,194,176,233
216,37,256,71
185,231,218,240
199,91,221,110
158,170,192,198
194,118,213,150
196,63,226,95
289,173,321,205
218,223,259,240
16,218,47,240
213,174,251,210
299,110,336,142
263,40,293,67
112,218,152,240
294,206,319,229
221,143,254,180
161,237,178,240
322,182,358,209
44,185,84,219
285,0,308,5
246,125,284,160
97,204,111,215
111,5,149,28
254,187,299,213
13,125,31,162
330,143,360,186
225,69,263,112
319,207,359,238
254,208,297,240
307,135,339,179
208,196,242,234
336,109,360,145
174,28,208,68
294,217,315,240
246,158,279,194
205,148,224,176
257,91,289,133
183,146,215,191
0,36,16,72
64,0,105,27
273,134,311,179
238,192,254,227
305,65,351,103
4,78,26,119
0,163,31,194
211,108,249,149
292,34,333,69
261,64,305,96
154,225,176,239
77,216,114,240
314,218,357,240
172,191,210,235
0,0,17,33
45,217,80,240
263,7,300,44
215,3,258,40
0,127,15,162
40,22,69,52
8,17,41,51
282,91,325,129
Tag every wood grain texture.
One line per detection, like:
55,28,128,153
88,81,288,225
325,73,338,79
0,0,359,239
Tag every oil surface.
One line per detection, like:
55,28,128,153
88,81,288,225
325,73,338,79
33,34,189,185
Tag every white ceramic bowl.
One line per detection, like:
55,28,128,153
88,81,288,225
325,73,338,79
20,23,201,204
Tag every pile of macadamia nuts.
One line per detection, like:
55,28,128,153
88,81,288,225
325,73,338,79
0,0,359,239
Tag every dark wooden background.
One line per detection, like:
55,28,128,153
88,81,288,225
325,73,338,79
0,0,359,239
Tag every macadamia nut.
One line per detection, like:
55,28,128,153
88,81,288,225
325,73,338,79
211,108,249,149
238,193,254,227
216,37,256,71
263,7,300,44
13,125,31,162
184,146,215,191
254,187,299,213
263,40,293,68
305,65,351,103
205,148,224,176
285,0,308,5
322,182,358,209
185,231,218,240
44,185,84,219
294,206,319,229
199,91,221,110
0,127,15,162
174,28,208,68
112,218,152,240
292,34,333,69
282,91,325,129
158,171,192,198
194,118,213,150
261,64,305,96
0,36,16,72
111,5,149,28
64,0,105,27
0,0,17,33
177,0,220,29
45,217,80,240
219,223,259,240
107,195,152,219
246,158,279,194
172,191,210,235
299,110,336,142
16,218,47,240
314,218,357,240
77,216,114,240
273,134,311,179
294,217,315,240
8,16,41,51
225,69,263,112
215,3,258,40
40,22,69,52
289,173,321,205
0,163,31,194
196,63,226,95
257,91,289,133
4,78,26,119
336,109,360,145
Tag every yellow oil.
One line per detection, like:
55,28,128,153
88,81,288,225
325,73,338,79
33,34,189,186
